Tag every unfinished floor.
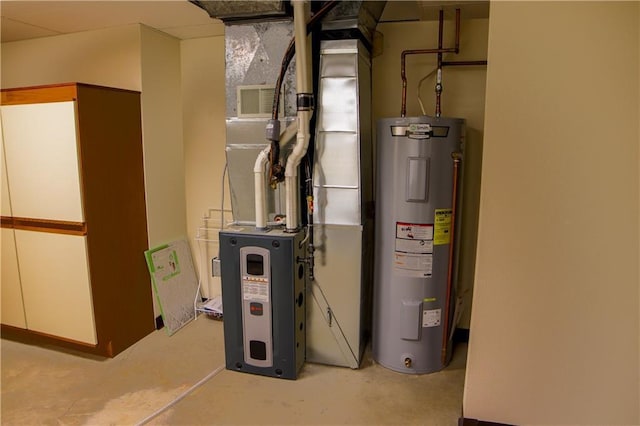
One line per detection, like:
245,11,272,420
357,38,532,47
1,316,467,425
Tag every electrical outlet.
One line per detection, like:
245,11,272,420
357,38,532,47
212,257,221,277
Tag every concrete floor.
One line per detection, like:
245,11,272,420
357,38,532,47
1,316,467,425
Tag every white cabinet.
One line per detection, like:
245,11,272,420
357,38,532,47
2,101,84,222
1,95,94,344
1,83,154,357
1,229,26,328
15,230,96,344
1,119,26,329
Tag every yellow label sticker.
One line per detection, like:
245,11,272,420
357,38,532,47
434,208,452,245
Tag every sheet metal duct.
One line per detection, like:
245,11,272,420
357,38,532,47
308,38,374,368
321,1,386,47
189,1,291,23
217,0,385,228
224,21,296,223
206,0,385,369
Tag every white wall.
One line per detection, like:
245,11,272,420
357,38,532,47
180,35,228,298
463,2,639,424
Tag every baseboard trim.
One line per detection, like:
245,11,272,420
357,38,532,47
459,418,516,426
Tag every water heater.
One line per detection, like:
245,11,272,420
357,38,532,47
373,116,464,374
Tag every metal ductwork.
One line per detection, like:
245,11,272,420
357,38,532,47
190,0,386,44
196,0,386,370
189,1,292,23
320,1,386,47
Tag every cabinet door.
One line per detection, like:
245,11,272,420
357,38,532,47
1,119,27,328
1,102,84,222
15,230,97,344
1,116,11,217
1,228,26,328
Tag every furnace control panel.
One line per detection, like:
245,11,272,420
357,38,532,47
239,247,272,367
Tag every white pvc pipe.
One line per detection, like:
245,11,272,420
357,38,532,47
293,0,312,95
253,122,298,229
254,146,270,229
280,121,300,149
285,111,311,230
286,0,312,231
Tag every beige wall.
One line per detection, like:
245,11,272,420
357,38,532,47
1,24,187,248
373,18,489,328
139,25,187,248
464,2,639,424
1,25,188,318
181,35,228,298
1,24,142,90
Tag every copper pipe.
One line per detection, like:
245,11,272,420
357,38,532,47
435,9,444,118
438,9,444,53
400,9,460,117
441,153,461,365
400,47,457,117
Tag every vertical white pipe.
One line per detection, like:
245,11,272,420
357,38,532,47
253,146,270,229
253,122,298,229
293,0,312,94
286,0,312,231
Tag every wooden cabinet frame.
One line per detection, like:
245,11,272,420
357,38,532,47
1,83,154,357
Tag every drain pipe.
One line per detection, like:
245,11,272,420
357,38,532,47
254,122,299,229
285,0,313,232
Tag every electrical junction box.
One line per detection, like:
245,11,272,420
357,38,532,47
219,227,306,380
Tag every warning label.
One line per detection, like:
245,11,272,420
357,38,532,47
434,209,452,245
423,308,442,327
394,253,433,278
394,222,434,277
396,222,433,240
395,238,433,254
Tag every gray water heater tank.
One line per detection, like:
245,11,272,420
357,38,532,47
373,116,464,374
